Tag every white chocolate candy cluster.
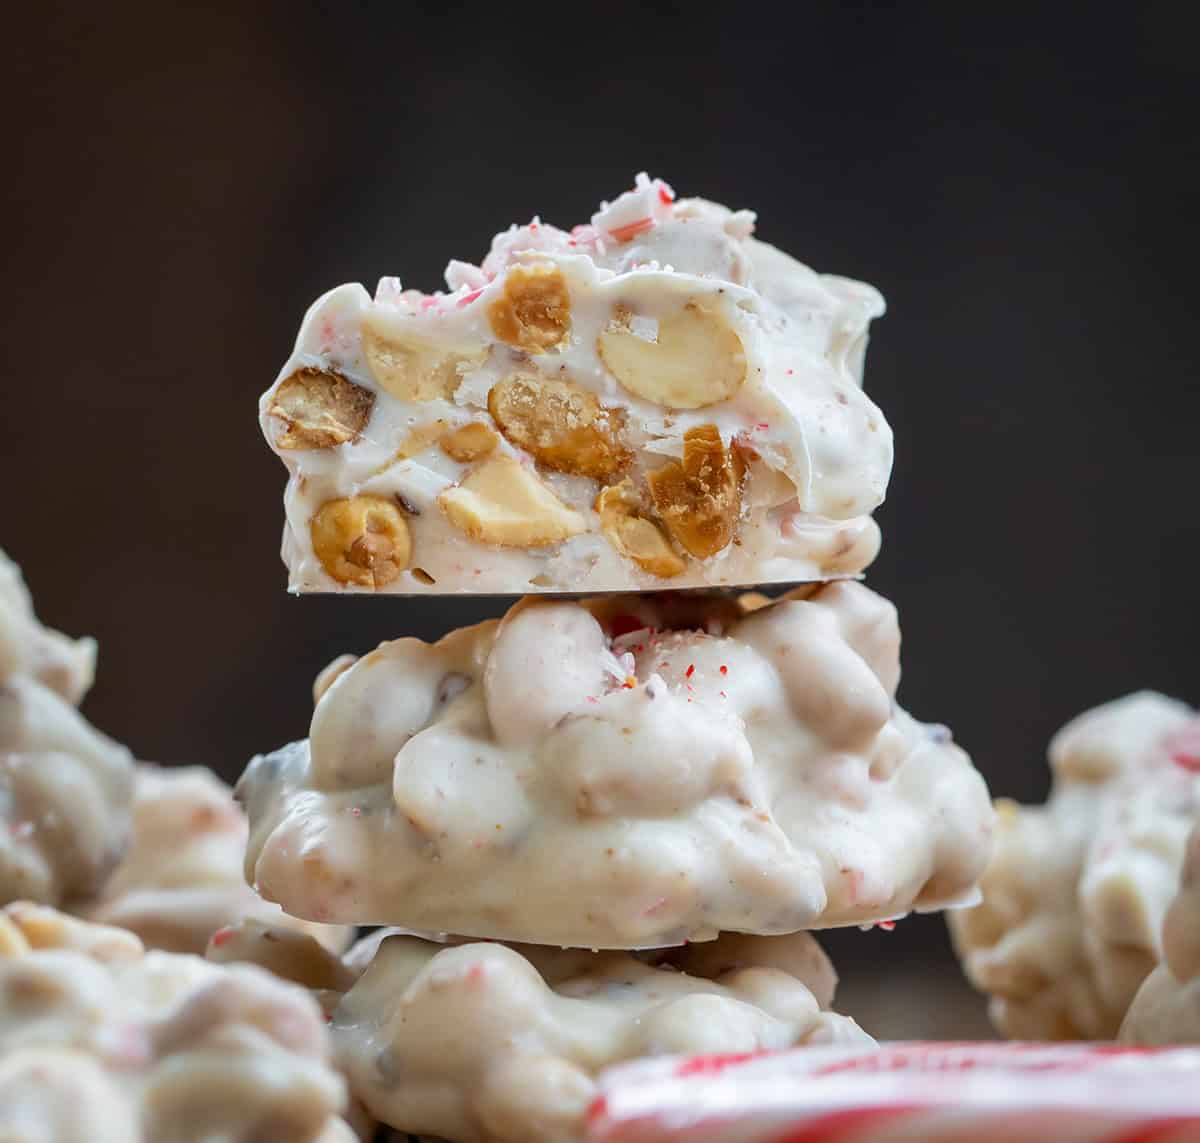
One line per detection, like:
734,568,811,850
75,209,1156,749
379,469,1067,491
0,548,95,704
1122,815,1200,1044
259,174,890,594
1,550,134,908
950,692,1200,1039
209,920,867,1143
239,583,993,948
85,764,352,957
0,902,354,1143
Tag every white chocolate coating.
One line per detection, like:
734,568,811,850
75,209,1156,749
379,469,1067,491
260,174,890,594
85,764,351,957
0,675,134,907
950,692,1200,1039
0,547,95,704
0,549,134,909
239,583,992,947
332,929,869,1143
0,901,349,1143
1121,818,1200,1043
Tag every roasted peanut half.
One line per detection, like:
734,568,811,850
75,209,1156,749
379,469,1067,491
645,424,744,558
487,263,571,353
267,367,375,449
488,374,630,480
597,299,746,408
439,421,500,462
310,495,412,588
596,480,686,578
362,319,487,401
438,455,586,547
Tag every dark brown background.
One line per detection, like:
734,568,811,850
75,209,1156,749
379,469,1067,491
3,3,1197,982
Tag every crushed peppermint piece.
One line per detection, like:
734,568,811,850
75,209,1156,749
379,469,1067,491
685,664,695,679
1164,721,1200,772
609,217,655,243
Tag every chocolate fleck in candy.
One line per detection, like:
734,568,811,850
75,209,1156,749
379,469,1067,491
259,173,890,594
237,582,992,948
949,691,1200,1040
0,902,352,1143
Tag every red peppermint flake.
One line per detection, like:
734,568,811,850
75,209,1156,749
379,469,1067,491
675,1051,762,1078
685,663,695,678
456,287,484,308
658,185,675,205
876,920,896,932
608,217,655,243
610,614,644,638
211,927,235,948
1164,721,1200,772
419,295,440,311
719,664,728,675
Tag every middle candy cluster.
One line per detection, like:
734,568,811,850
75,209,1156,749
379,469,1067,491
240,174,998,1143
242,586,991,947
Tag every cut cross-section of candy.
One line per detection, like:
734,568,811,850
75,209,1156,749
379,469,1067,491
258,173,891,593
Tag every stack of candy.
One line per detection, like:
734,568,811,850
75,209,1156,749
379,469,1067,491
6,175,1200,1141
240,174,999,1142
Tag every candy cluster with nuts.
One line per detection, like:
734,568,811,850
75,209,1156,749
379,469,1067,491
260,173,891,595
